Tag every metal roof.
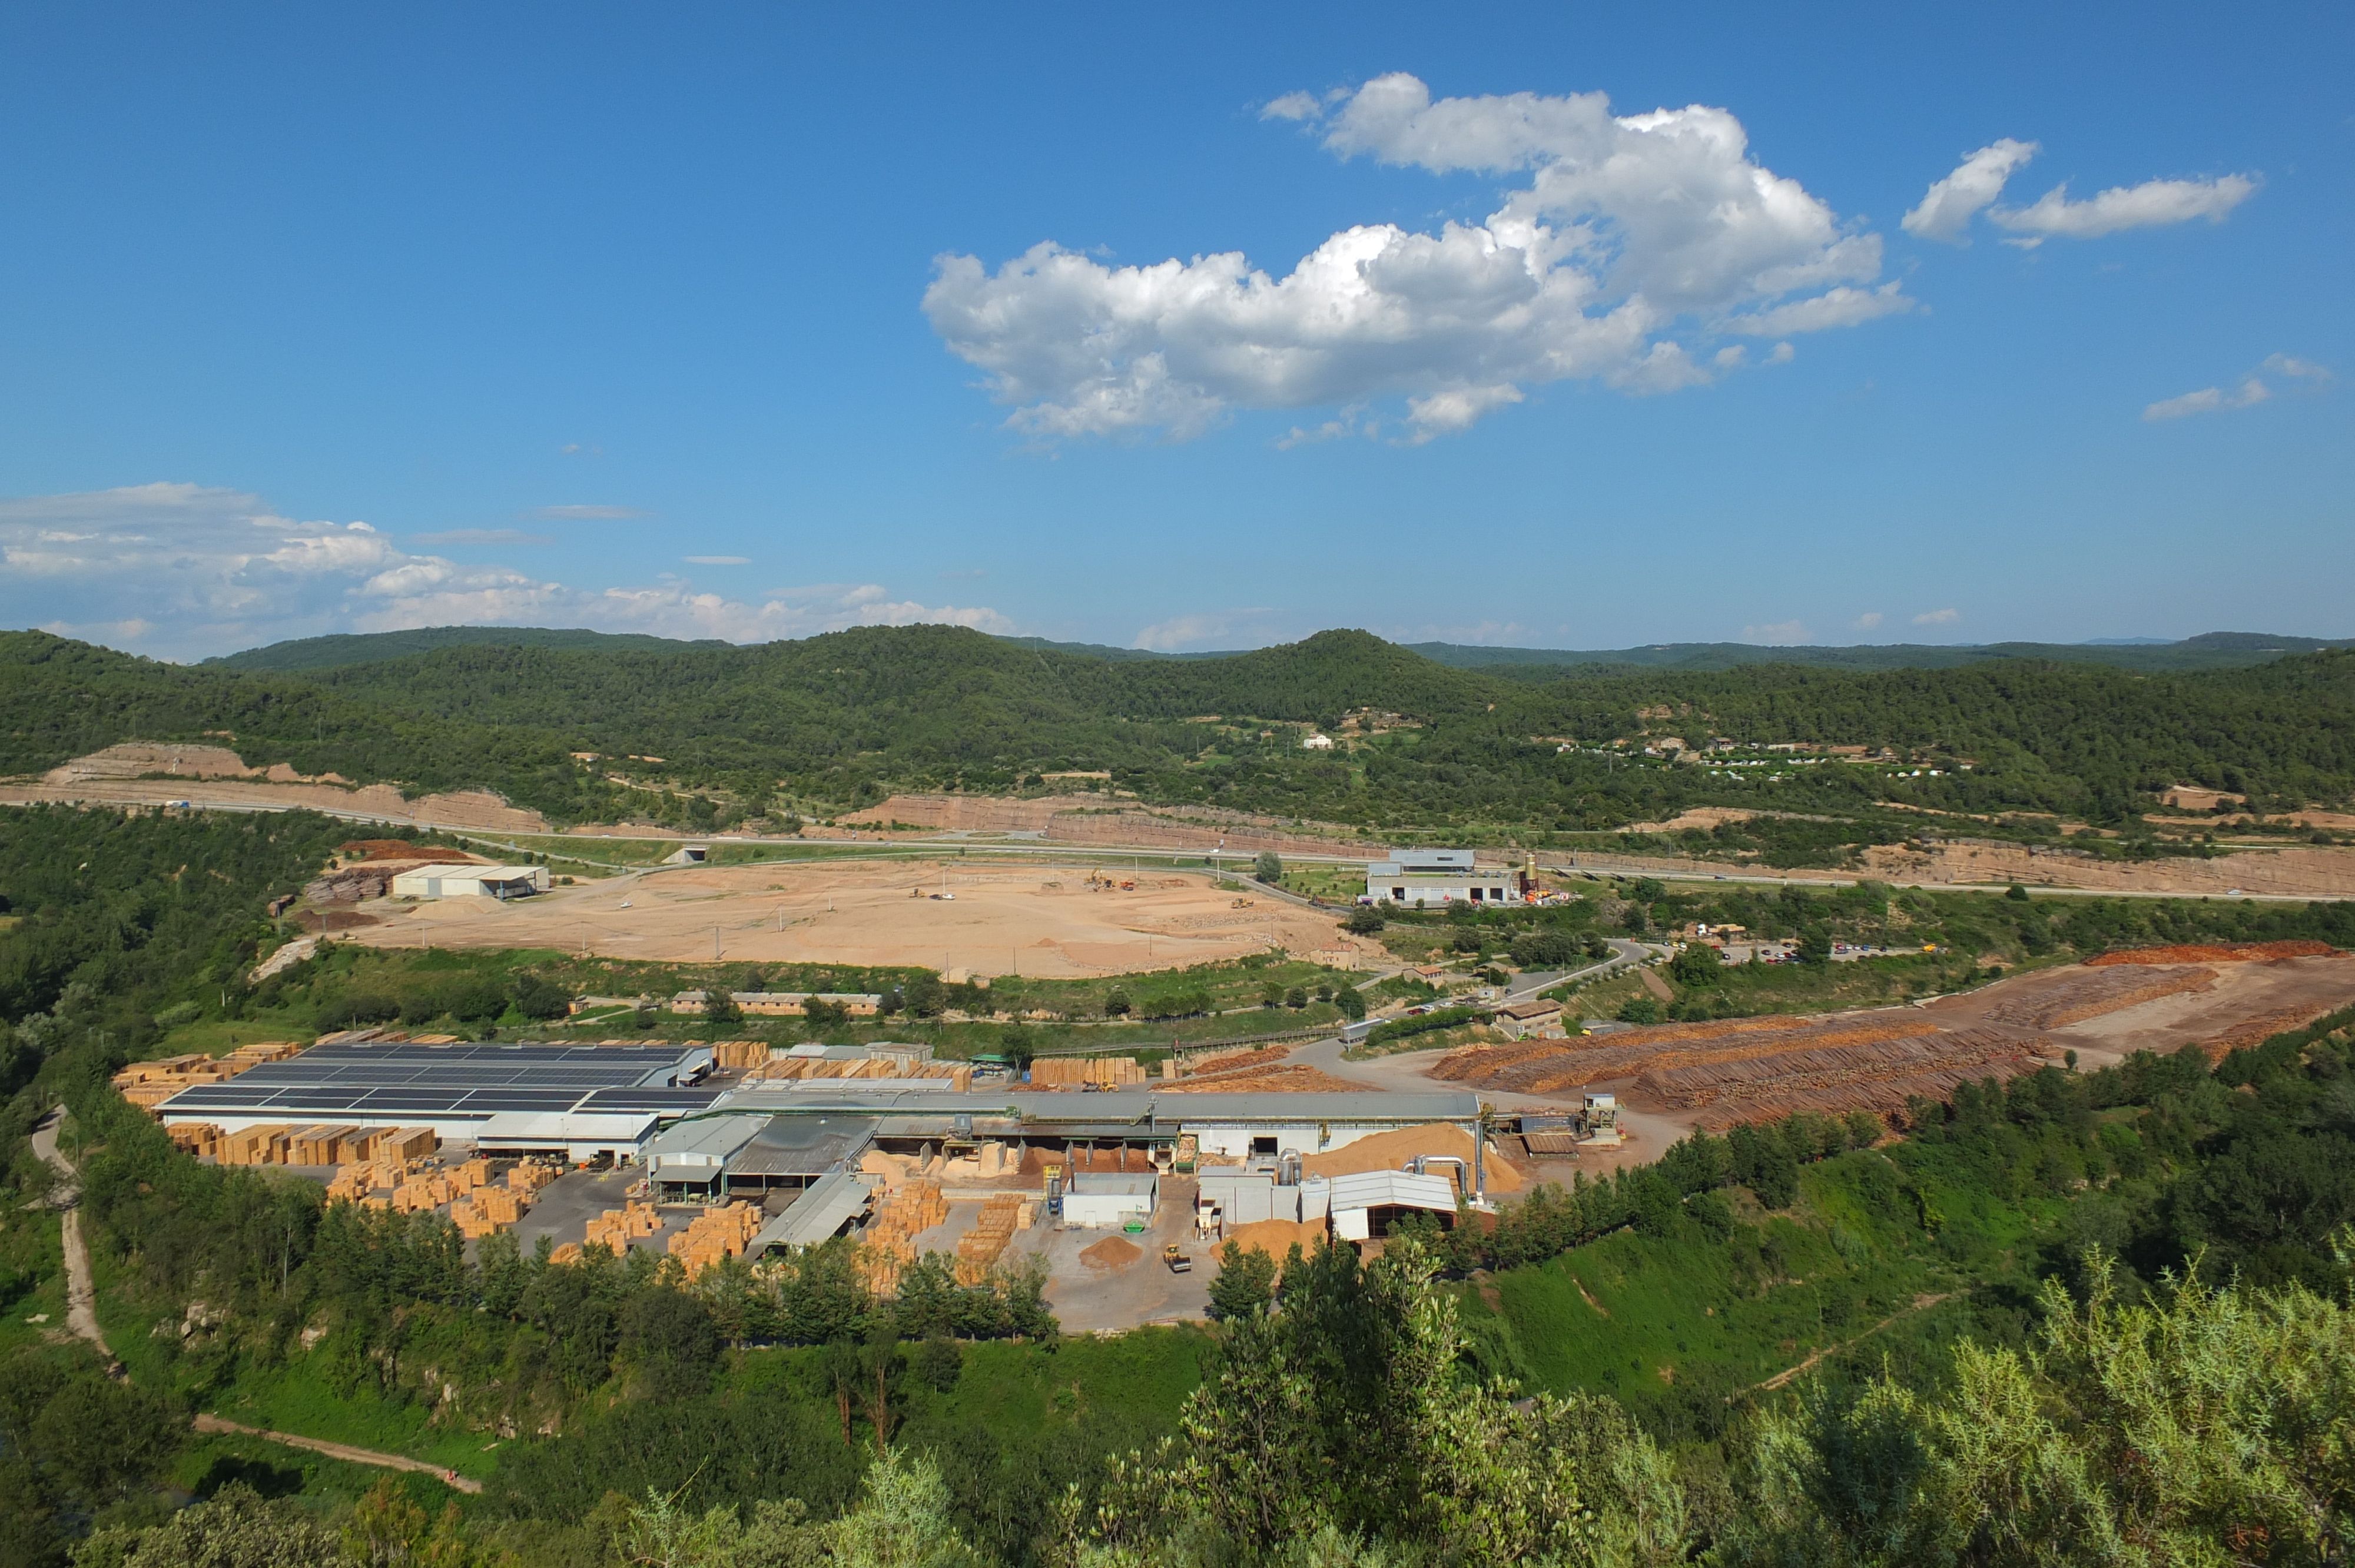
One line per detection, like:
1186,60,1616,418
724,1117,880,1180
711,1087,1478,1127
642,1113,771,1168
751,1170,874,1251
155,1041,716,1124
1327,1170,1459,1213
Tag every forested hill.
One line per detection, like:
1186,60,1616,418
4,626,2352,830
204,624,732,672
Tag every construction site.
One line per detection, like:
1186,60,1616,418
341,856,1371,978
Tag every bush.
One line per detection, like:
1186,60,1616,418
1254,852,1283,883
1616,996,1664,1025
1343,906,1385,934
1335,986,1366,1021
1103,988,1132,1018
1509,929,1583,968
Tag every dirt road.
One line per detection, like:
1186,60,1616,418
29,1109,113,1368
191,1413,485,1491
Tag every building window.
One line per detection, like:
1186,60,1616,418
1393,887,1406,901
1470,888,1484,902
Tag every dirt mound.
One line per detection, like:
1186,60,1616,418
1079,1235,1143,1271
1221,1219,1324,1263
298,909,383,932
2087,941,2339,966
339,840,481,864
1301,1123,1525,1194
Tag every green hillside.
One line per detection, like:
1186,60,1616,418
1405,629,2352,675
4,626,2351,838
204,624,730,672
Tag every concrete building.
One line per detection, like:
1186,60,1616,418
1060,1171,1157,1228
670,990,883,1016
1362,848,1518,908
389,864,550,900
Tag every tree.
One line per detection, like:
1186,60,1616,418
827,1448,979,1568
1617,996,1664,1025
2006,883,2032,902
1255,852,1283,884
704,989,742,1026
618,1284,722,1400
1795,925,1833,966
1284,986,1308,1009
1102,988,1131,1018
1206,1241,1276,1320
95,1483,353,1568
1343,906,1385,934
1669,942,1723,986
1335,986,1367,1022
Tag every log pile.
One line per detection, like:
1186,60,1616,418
585,1202,663,1253
667,1201,762,1277
1983,966,2217,1029
954,1192,1030,1285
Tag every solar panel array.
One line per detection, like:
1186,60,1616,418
157,1041,712,1121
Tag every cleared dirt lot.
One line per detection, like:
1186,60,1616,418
348,858,1362,978
1424,952,2355,1131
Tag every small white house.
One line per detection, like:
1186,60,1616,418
389,865,550,900
1301,733,1336,750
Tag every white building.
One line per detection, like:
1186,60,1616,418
1301,733,1335,750
389,865,550,900
1363,848,1517,907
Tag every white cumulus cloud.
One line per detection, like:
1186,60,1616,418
1132,607,1281,653
926,73,1910,442
0,484,1011,660
1912,607,1962,627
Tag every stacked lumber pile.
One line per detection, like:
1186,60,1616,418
549,1242,583,1265
2088,941,2336,967
954,1193,1029,1285
1984,966,2217,1029
218,1125,291,1165
452,1184,530,1238
505,1161,556,1195
1030,1055,1147,1089
327,1158,408,1204
165,1122,221,1157
392,1173,460,1212
226,1041,304,1065
585,1202,662,1253
744,1056,974,1089
711,1039,772,1069
857,1178,946,1295
449,1157,493,1193
288,1126,356,1165
667,1201,762,1277
376,1127,439,1162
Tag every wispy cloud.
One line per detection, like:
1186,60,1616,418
1743,620,1810,645
1133,607,1281,653
684,555,751,566
1912,607,1962,627
1853,611,1885,631
414,528,553,547
2144,354,2330,421
1903,138,2256,248
0,483,1012,660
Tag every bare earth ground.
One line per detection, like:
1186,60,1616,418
0,743,547,832
1405,953,2355,1139
837,792,1358,858
348,858,1367,978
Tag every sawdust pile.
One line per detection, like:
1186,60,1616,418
1079,1235,1143,1271
1220,1219,1325,1263
1300,1123,1526,1193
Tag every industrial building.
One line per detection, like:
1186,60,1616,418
1362,848,1521,907
389,864,551,899
670,990,883,1017
151,1037,715,1150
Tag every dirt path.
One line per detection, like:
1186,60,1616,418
28,1109,114,1370
191,1413,484,1492
1745,1291,1956,1397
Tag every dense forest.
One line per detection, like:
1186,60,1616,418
6,627,2354,838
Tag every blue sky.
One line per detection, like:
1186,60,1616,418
1,2,2347,660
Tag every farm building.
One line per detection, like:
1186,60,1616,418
389,864,550,900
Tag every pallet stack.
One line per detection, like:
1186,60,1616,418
745,1056,974,1089
954,1192,1029,1285
667,1201,762,1277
